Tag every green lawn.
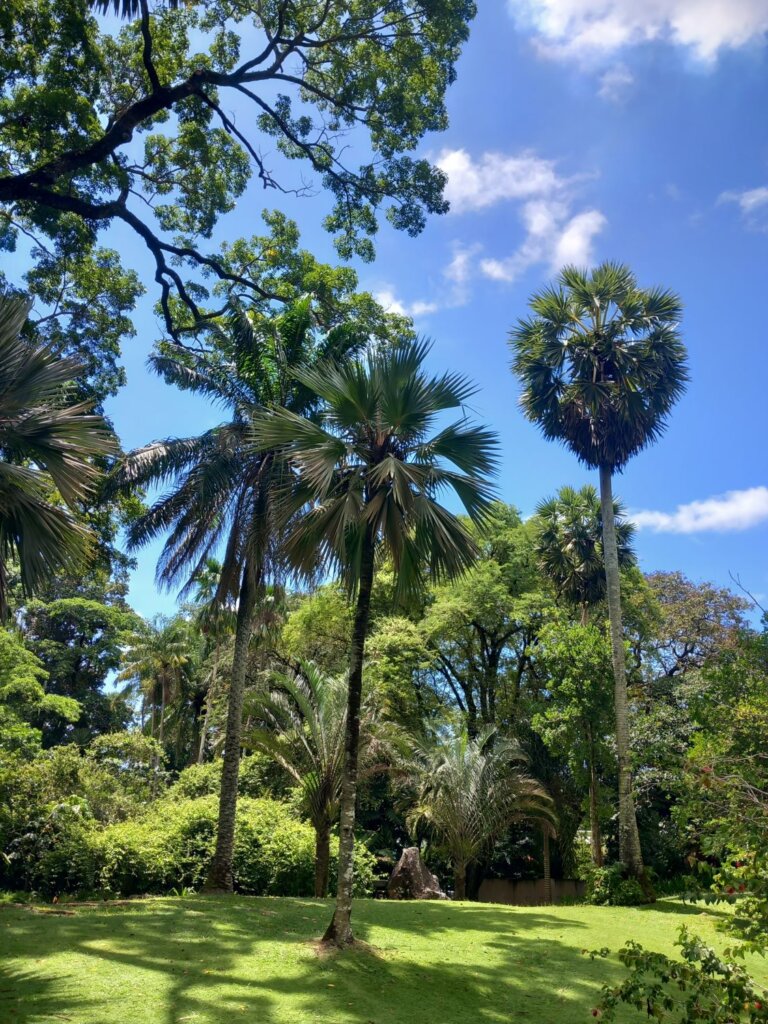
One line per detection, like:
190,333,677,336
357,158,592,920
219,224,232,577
2,896,765,1024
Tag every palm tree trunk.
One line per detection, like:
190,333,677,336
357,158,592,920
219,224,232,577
542,829,552,904
205,563,258,892
322,527,375,947
598,464,647,888
315,822,331,898
587,726,604,868
158,680,166,747
454,861,467,901
198,645,219,764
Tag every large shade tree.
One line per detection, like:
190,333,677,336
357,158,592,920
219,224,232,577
113,298,363,890
2,0,476,339
0,294,115,618
510,262,688,885
255,338,498,945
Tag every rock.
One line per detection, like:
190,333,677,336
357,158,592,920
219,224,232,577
386,847,447,900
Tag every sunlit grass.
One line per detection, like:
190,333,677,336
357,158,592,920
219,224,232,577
2,896,765,1023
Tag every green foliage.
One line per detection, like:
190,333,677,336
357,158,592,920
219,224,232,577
169,753,285,801
280,585,353,677
592,926,768,1021
22,597,139,745
582,862,646,907
19,795,375,899
1,0,474,335
0,627,78,754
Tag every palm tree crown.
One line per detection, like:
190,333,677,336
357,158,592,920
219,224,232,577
510,262,688,472
407,729,555,898
535,484,635,613
256,337,499,600
0,294,116,616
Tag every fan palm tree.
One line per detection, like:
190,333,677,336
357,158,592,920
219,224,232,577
254,337,498,945
247,660,383,897
510,262,688,884
0,294,116,617
407,729,556,900
535,485,635,625
113,298,362,890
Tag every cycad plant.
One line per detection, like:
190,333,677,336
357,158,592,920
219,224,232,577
535,484,635,624
407,729,556,899
510,262,688,884
113,298,363,890
255,337,498,945
248,660,382,897
0,294,115,617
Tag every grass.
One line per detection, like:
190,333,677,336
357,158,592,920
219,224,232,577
2,895,766,1024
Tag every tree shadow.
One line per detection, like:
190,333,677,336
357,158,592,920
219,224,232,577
636,898,732,921
0,896,733,1024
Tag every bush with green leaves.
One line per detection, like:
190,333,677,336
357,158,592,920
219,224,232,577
581,861,646,906
590,926,768,1022
93,796,375,899
169,753,281,801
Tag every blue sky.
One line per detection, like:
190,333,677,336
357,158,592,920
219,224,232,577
99,0,768,619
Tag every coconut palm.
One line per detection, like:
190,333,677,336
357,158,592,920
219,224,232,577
0,294,116,617
407,729,556,900
113,298,362,890
254,337,498,945
510,262,688,883
535,485,635,625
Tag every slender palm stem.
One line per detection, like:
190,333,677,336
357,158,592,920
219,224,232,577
206,562,259,891
323,525,375,944
599,463,644,879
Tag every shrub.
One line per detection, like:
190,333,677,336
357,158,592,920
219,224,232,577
93,796,376,899
169,753,283,800
582,861,646,906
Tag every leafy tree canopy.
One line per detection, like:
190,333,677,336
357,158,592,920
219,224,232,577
1,0,475,340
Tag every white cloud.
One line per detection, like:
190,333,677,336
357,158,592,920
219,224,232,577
719,185,768,229
508,0,768,63
632,486,768,533
479,200,606,283
436,149,564,214
433,147,607,285
373,242,483,318
598,63,635,100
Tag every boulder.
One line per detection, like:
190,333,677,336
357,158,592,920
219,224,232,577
386,847,447,900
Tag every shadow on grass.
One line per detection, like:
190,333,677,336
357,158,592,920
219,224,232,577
636,898,732,920
0,897,634,1024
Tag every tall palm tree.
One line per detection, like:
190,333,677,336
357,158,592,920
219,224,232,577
510,262,688,884
255,337,498,945
247,660,383,897
535,485,635,625
119,615,191,751
113,298,362,890
407,729,556,900
0,294,116,617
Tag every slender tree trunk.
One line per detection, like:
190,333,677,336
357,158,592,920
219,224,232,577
453,861,467,901
542,829,552,905
205,564,258,892
198,645,220,764
598,464,648,890
322,528,376,947
315,822,332,898
587,726,604,868
158,680,166,747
